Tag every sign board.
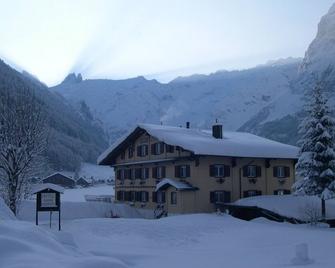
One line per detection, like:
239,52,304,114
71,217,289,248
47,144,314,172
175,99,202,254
41,193,57,208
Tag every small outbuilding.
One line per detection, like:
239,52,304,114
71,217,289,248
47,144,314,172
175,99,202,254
76,177,92,187
42,172,76,188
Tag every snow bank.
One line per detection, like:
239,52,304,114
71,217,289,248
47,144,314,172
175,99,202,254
0,197,15,220
0,220,127,268
235,195,335,220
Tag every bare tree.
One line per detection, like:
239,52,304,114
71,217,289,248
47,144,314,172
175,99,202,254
0,86,48,215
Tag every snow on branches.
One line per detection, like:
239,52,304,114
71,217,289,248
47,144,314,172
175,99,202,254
294,70,335,200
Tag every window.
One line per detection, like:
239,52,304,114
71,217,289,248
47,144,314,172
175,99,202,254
153,166,166,179
152,142,165,155
243,190,262,198
128,145,134,158
130,191,136,201
243,165,261,178
137,144,148,157
141,168,149,179
141,191,148,202
175,165,190,178
210,191,231,203
157,191,166,203
117,191,126,201
116,169,126,180
171,192,177,205
274,189,291,195
273,166,289,178
210,165,230,178
247,166,256,178
166,145,174,153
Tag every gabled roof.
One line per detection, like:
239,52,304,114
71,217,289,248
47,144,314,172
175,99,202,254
155,178,197,191
31,183,64,194
43,172,75,181
98,123,299,165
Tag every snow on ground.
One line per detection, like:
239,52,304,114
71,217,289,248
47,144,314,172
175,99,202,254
235,195,335,220
2,214,335,268
62,185,114,202
0,197,15,220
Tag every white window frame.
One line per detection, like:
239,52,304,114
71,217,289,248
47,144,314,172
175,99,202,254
277,166,285,178
214,165,224,177
141,168,148,179
155,143,162,155
156,166,164,179
140,144,148,157
247,166,257,178
277,190,284,196
214,191,224,203
180,165,187,178
141,191,147,202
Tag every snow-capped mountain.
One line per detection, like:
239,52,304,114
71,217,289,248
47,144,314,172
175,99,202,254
52,4,335,146
52,61,299,143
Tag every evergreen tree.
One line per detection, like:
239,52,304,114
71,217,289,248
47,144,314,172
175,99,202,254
293,77,335,202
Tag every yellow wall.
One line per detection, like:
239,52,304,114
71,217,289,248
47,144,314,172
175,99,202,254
113,132,296,214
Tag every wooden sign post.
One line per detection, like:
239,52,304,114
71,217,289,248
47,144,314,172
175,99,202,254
32,183,64,231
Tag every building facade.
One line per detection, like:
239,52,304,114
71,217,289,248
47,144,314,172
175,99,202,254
98,123,298,214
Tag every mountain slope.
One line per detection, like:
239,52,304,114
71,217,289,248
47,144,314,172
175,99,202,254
52,61,300,142
240,3,335,144
0,59,108,171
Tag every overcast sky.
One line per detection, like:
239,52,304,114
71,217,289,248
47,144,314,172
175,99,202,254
0,0,334,86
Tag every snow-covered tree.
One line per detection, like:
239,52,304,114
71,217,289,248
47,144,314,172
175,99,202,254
0,86,48,215
293,72,335,217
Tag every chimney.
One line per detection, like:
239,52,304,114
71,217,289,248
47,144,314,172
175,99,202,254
186,122,190,129
212,120,223,139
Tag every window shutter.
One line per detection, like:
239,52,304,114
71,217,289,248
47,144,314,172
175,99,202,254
209,165,215,177
273,167,278,177
162,166,166,178
152,167,157,179
151,144,156,155
162,192,166,203
243,166,248,177
145,145,148,156
223,191,231,203
137,146,141,156
175,166,180,178
117,191,121,200
284,167,290,178
256,166,262,177
160,142,165,154
210,191,215,203
152,192,157,202
145,168,149,179
186,165,191,177
224,166,230,177
145,192,149,202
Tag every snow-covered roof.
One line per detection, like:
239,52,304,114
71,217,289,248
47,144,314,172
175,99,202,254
155,178,197,191
31,183,64,194
98,123,299,165
44,172,75,181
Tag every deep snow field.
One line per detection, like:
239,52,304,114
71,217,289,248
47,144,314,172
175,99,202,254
1,188,335,268
1,214,335,268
